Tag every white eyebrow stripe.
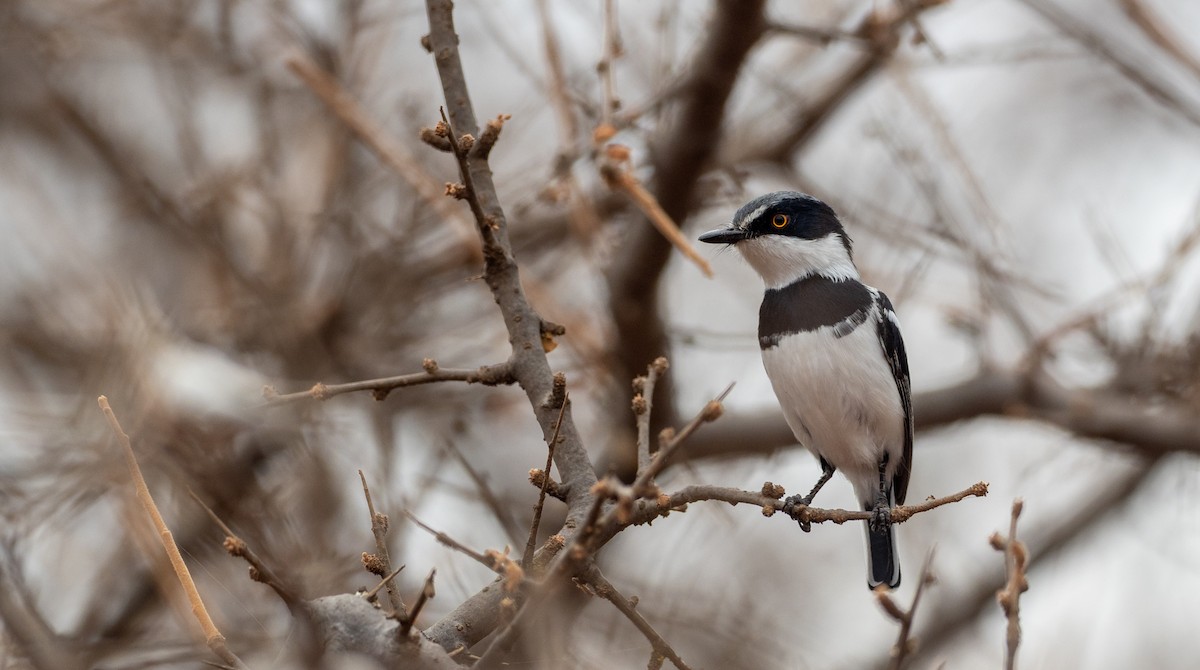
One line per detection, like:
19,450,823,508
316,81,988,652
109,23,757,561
735,204,770,230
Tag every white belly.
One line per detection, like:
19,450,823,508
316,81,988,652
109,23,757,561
760,322,905,506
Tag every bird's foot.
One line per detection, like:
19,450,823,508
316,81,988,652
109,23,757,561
869,502,892,533
782,494,813,532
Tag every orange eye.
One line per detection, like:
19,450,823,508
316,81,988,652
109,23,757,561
771,213,789,228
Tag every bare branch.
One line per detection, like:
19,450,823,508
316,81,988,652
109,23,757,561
262,361,515,406
635,481,987,528
284,51,480,252
582,564,693,670
523,396,568,570
598,0,622,129
683,367,1200,463
879,550,936,670
97,397,248,670
905,459,1156,668
186,489,304,614
421,1,602,651
1016,0,1200,128
364,565,406,603
603,0,767,457
1120,0,1200,83
399,569,437,638
358,470,406,616
991,500,1030,670
634,357,669,473
633,383,734,495
599,151,713,277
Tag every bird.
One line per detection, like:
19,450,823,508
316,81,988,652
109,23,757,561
698,191,912,590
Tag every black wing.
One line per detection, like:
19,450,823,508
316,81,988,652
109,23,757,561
875,291,913,505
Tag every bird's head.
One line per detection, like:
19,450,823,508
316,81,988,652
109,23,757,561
699,191,857,288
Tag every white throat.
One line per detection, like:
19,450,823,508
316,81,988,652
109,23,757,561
736,234,859,288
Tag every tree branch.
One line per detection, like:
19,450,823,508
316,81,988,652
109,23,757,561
263,361,515,406
603,0,767,468
420,0,600,651
97,397,248,670
682,368,1200,461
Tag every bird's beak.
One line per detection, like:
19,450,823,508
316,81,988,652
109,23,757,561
698,227,748,245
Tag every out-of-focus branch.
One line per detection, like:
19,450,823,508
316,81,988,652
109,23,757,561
581,564,693,670
1121,0,1200,85
599,148,713,278
97,397,248,670
285,51,479,253
742,0,949,165
682,368,1200,461
897,457,1157,669
187,489,304,614
0,553,85,670
1017,0,1200,128
603,0,767,469
878,551,936,670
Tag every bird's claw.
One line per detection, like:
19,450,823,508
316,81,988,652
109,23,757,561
869,504,892,533
782,494,813,533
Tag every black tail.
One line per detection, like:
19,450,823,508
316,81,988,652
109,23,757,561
865,514,901,590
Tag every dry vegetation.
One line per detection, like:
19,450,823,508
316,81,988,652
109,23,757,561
1,1,1199,668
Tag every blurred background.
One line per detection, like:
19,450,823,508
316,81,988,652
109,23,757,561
2,0,1199,668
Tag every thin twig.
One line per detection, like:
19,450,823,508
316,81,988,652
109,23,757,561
1016,0,1200,128
284,51,480,252
879,550,937,670
97,397,248,670
535,0,578,145
767,21,871,46
475,385,740,667
634,358,669,474
632,383,734,494
446,441,524,546
631,481,989,527
358,470,406,616
599,158,713,278
583,564,693,670
598,0,622,129
991,499,1029,670
262,361,514,406
186,489,303,613
364,565,406,603
400,509,495,572
522,396,568,570
399,569,437,637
